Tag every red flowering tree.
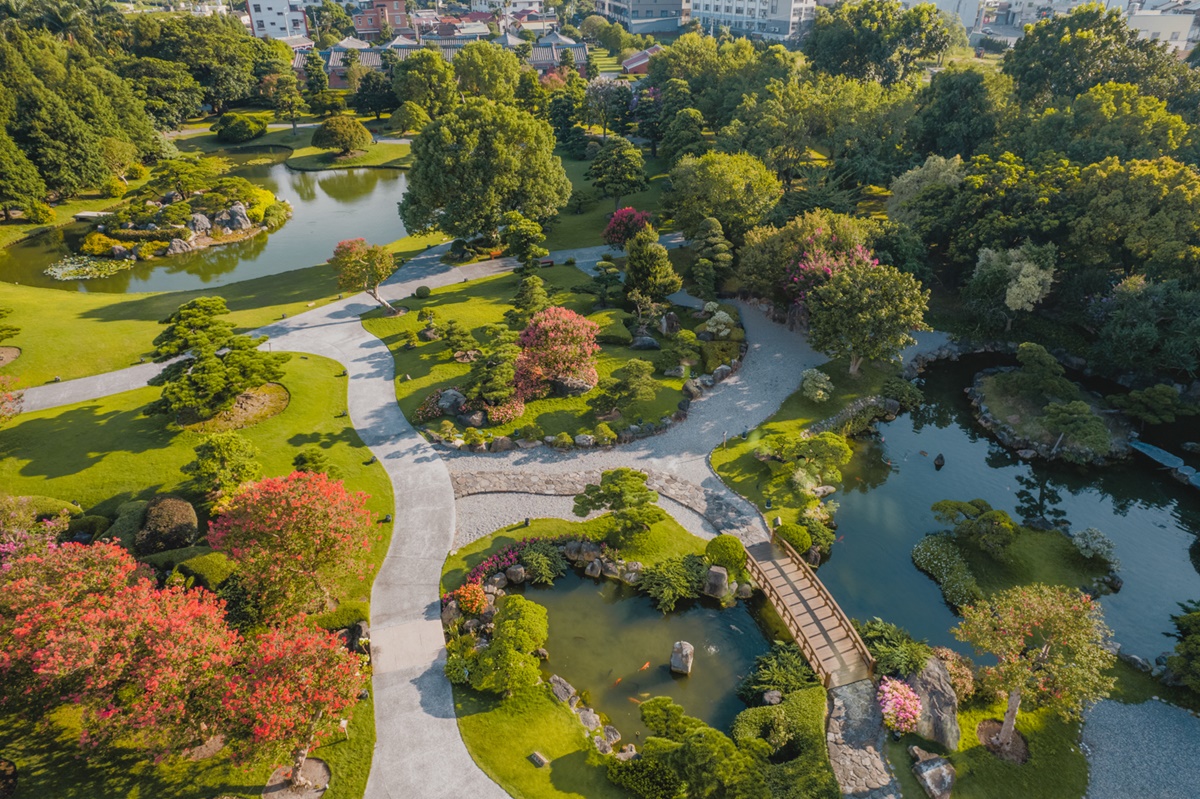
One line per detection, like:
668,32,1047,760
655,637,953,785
223,616,366,789
0,375,22,427
0,541,240,754
513,306,600,401
208,471,376,618
602,207,652,250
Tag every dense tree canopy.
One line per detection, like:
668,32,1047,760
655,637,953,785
804,0,950,87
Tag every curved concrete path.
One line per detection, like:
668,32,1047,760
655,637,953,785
15,238,946,799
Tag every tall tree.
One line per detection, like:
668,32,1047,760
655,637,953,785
625,225,681,301
807,256,929,374
116,57,205,131
352,70,396,120
584,76,632,137
954,584,1116,753
401,99,571,240
8,83,105,197
263,72,307,134
328,238,399,312
0,131,44,219
659,107,708,165
587,135,647,211
909,66,1014,159
304,48,329,96
182,431,262,498
454,41,521,103
392,48,458,118
666,151,782,244
804,0,950,87
208,471,375,617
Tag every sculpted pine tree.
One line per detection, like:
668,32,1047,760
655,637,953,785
625,226,681,301
311,115,372,155
954,584,1116,753
807,258,929,374
573,467,666,544
587,136,648,211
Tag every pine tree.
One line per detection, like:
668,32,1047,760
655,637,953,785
304,49,329,96
0,131,45,220
587,136,648,211
625,226,681,301
9,83,105,197
504,274,550,329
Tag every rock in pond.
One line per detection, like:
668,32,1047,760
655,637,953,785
670,641,694,675
702,565,729,598
505,564,526,584
550,674,577,704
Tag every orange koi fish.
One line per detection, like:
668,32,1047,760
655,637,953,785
628,697,643,704
613,677,623,686
639,661,651,671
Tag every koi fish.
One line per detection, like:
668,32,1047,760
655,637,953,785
836,535,845,543
639,692,651,698
628,697,643,705
613,677,623,686
639,661,651,671
730,624,744,634
919,450,928,457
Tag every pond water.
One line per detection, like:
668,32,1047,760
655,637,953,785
822,355,1200,660
0,150,408,294
520,571,774,738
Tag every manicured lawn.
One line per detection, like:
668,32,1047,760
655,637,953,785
543,148,671,251
957,528,1109,598
361,266,686,438
175,126,411,171
710,358,899,526
591,51,623,74
886,699,1087,799
455,685,625,799
442,514,707,593
0,354,392,798
0,177,153,249
0,231,443,388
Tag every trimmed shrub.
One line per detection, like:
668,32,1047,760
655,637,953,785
553,431,574,449
606,755,682,799
516,423,544,442
177,551,234,590
103,499,148,550
596,316,634,345
800,369,834,403
640,554,707,611
415,285,432,299
732,688,840,798
805,516,835,556
854,617,934,678
931,646,975,700
594,422,617,446
1073,527,1120,569
137,545,210,570
453,583,488,615
134,495,198,556
24,201,54,224
877,677,921,733
776,523,813,555
158,201,193,226
81,232,122,255
701,340,739,373
911,533,984,612
218,573,264,633
99,176,126,199
213,113,267,143
310,600,370,631
293,446,342,478
705,534,748,583
736,643,818,704
261,201,291,231
66,515,111,541
19,495,80,520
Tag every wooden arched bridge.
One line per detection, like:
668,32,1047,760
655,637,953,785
746,535,874,688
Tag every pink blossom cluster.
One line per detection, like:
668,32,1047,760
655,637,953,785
877,677,922,733
441,535,574,606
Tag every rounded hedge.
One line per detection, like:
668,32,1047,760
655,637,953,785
776,523,812,554
415,285,432,299
135,495,198,556
67,515,111,542
177,551,234,591
705,534,747,580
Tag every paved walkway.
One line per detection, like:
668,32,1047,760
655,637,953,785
16,239,946,799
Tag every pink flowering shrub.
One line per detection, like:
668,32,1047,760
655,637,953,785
877,677,922,733
783,242,879,303
513,307,600,401
603,208,652,249
482,396,525,425
415,388,451,423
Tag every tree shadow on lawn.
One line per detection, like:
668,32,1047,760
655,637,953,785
1,403,177,480
287,429,359,451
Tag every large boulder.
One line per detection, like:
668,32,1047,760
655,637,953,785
910,747,955,799
713,364,732,383
683,379,703,400
904,657,961,751
659,312,680,335
165,238,192,256
188,213,212,233
457,410,486,428
630,336,661,350
702,565,729,598
577,707,601,730
670,641,694,675
490,436,516,453
437,389,467,415
550,376,594,397
550,674,577,704
505,564,526,584
226,202,252,230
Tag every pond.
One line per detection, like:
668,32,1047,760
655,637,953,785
520,571,774,738
822,354,1200,660
0,150,408,294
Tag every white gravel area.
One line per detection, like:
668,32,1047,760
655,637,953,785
453,492,717,549
1083,699,1200,799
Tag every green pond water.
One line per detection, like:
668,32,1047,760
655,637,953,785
823,355,1200,660
0,150,408,293
520,571,775,738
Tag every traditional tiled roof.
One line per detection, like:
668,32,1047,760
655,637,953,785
293,40,588,72
537,30,575,44
333,36,372,49
529,42,587,66
383,34,420,46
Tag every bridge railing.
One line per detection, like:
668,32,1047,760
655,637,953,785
745,554,834,689
769,532,876,681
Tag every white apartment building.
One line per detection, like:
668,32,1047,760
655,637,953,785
690,0,815,40
1126,7,1193,49
595,0,691,34
247,0,308,39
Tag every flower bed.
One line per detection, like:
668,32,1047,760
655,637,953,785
877,677,921,734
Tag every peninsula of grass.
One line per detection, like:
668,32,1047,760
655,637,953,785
0,354,392,798
175,125,412,171
542,149,671,251
0,231,444,387
361,266,686,439
710,358,898,526
0,175,154,249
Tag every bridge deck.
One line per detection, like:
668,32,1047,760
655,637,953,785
746,539,873,688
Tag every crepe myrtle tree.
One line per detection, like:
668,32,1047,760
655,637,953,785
328,238,400,313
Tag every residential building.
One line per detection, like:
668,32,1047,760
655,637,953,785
470,0,542,12
689,0,814,40
1144,0,1200,46
247,0,308,39
594,0,690,34
1126,7,1193,50
353,0,406,38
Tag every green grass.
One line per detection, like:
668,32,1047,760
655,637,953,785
455,685,625,799
0,354,392,798
175,126,412,171
710,358,899,526
0,231,444,388
957,529,1109,598
886,699,1087,799
442,514,707,593
361,266,685,438
591,51,623,74
543,147,671,251
0,177,153,249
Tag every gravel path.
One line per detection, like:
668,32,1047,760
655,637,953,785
1084,700,1200,799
